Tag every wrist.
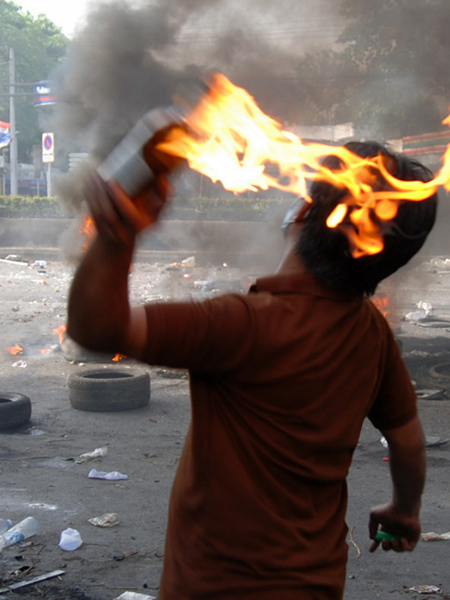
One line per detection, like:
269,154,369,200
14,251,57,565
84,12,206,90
392,498,421,518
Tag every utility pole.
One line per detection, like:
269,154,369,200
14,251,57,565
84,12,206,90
9,48,18,196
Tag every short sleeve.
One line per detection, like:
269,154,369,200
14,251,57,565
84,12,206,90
368,328,417,431
141,294,259,374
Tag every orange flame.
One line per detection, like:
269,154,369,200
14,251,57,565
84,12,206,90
53,325,67,345
79,216,96,253
112,353,126,362
157,73,449,257
40,348,52,355
371,295,389,318
7,344,23,355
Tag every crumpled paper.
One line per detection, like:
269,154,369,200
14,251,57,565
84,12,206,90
77,446,108,463
88,513,119,527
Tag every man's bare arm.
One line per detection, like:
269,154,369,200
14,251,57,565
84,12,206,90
369,414,426,552
67,173,168,359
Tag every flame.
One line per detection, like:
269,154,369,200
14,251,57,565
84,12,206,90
371,295,389,318
7,344,23,355
40,348,52,355
112,353,126,362
157,73,449,257
53,325,67,345
79,216,96,253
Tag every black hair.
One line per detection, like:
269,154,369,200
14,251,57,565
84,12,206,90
297,141,438,296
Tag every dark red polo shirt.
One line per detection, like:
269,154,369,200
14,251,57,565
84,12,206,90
142,272,416,600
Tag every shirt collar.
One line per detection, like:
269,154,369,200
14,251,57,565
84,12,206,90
250,271,357,301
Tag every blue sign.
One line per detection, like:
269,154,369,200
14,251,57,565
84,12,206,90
43,135,53,150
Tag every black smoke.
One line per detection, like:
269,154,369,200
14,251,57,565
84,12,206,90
52,0,344,159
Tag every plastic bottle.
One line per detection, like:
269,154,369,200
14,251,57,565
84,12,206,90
0,519,12,535
0,516,39,550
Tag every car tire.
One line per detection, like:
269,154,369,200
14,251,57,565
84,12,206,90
0,393,32,430
68,369,150,412
429,362,450,380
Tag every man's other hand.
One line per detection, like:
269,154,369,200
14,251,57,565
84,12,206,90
369,502,421,553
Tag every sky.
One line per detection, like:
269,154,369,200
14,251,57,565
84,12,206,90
15,0,91,37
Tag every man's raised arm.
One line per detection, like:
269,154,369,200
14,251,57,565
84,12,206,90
67,174,169,359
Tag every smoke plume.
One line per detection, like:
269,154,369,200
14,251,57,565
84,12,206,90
53,0,344,159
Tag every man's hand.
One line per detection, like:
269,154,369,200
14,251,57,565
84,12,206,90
369,502,421,552
84,172,171,245
368,416,425,554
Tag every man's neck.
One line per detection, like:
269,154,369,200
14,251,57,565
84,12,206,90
276,245,306,275
276,223,306,275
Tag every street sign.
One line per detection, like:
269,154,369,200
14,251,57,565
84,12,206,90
42,133,54,163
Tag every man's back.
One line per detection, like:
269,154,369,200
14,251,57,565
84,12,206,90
141,272,417,600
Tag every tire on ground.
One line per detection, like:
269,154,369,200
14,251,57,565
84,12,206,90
68,369,150,412
429,362,450,380
0,393,32,430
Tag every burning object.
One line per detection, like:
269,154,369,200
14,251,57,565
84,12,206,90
79,216,96,253
7,344,24,355
53,325,67,345
97,102,197,199
96,73,450,258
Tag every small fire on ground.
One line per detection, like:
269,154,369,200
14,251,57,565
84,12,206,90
371,283,397,325
7,344,24,355
53,325,67,345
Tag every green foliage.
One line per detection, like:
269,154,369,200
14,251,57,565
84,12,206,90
0,194,62,217
0,194,291,221
0,0,68,162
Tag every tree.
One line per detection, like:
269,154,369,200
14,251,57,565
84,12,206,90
336,0,450,138
0,0,68,162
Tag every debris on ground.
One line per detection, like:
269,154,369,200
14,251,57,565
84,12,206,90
421,531,450,541
88,513,119,527
110,549,139,562
425,436,449,447
409,585,442,594
0,517,39,550
11,360,27,368
0,570,65,594
77,446,108,463
114,592,156,600
0,256,29,267
59,528,83,551
88,468,128,481
415,389,446,400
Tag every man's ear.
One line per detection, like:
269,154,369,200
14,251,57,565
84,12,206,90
295,200,312,224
